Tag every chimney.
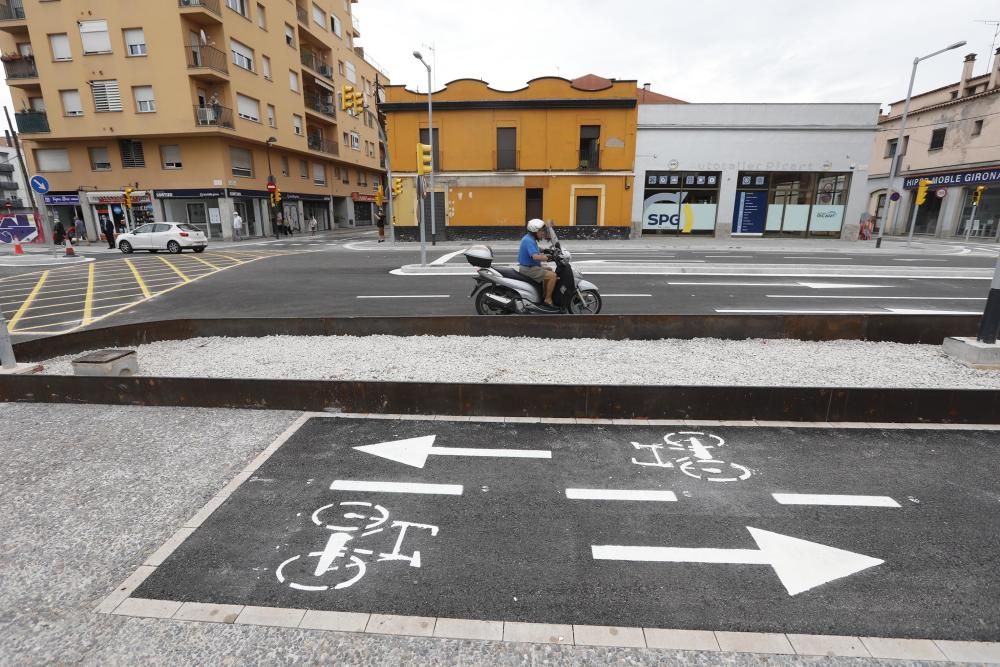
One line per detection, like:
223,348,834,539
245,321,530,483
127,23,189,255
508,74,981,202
991,47,1000,90
642,83,651,91
960,53,976,95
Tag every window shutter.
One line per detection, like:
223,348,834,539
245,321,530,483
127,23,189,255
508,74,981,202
236,94,259,121
124,28,146,56
60,90,83,115
345,61,356,83
161,144,182,168
231,39,254,71
35,149,71,171
312,4,325,26
331,15,342,37
79,20,111,54
91,80,122,112
133,86,155,112
119,140,145,168
289,70,299,91
312,162,325,183
49,34,71,60
230,147,253,176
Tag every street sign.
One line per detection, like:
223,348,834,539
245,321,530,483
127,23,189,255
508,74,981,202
266,182,277,193
889,191,901,201
936,188,947,199
29,174,50,195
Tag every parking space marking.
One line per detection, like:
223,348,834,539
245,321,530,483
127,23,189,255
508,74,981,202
157,256,191,283
7,270,48,330
125,259,152,299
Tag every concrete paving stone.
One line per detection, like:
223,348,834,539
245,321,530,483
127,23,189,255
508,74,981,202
611,419,651,426
143,526,196,567
94,565,157,614
469,415,507,422
503,622,574,645
365,614,435,637
173,602,244,624
786,634,870,657
433,617,504,641
643,628,721,651
539,417,579,424
572,624,646,648
299,610,370,633
434,415,471,421
683,420,724,426
574,418,613,425
715,631,795,654
235,605,306,628
825,422,875,429
504,416,542,423
112,597,183,619
715,420,759,426
861,637,948,660
645,420,688,426
934,640,1000,663
753,421,807,428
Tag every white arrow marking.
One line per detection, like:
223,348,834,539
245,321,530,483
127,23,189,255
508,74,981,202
591,526,883,596
353,435,551,469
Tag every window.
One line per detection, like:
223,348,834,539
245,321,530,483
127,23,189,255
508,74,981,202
337,60,345,75
575,195,599,226
284,23,295,47
133,86,155,113
292,114,303,135
256,3,266,29
160,144,182,169
350,131,360,150
299,159,308,178
90,80,122,112
225,0,249,17
342,131,349,145
231,39,254,72
497,127,516,170
230,146,253,177
885,135,909,159
341,167,350,184
123,28,146,56
236,93,260,122
312,161,326,185
312,4,326,27
262,55,271,80
358,170,367,186
331,15,342,37
929,128,946,151
79,20,111,54
266,104,276,128
119,140,145,168
29,96,45,112
280,156,289,176
48,33,71,61
418,128,439,168
34,148,71,172
88,146,111,171
289,69,299,92
345,61,356,83
60,90,83,116
973,119,984,136
579,125,600,169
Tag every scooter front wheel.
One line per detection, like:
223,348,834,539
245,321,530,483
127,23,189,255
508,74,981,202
568,290,602,314
475,287,516,315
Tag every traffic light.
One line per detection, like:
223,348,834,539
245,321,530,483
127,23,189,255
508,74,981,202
341,85,354,111
391,177,402,197
123,187,134,209
352,90,364,114
915,178,930,206
270,188,281,207
416,143,432,175
973,185,985,206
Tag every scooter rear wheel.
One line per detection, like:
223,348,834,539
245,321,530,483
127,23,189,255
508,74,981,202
475,287,515,315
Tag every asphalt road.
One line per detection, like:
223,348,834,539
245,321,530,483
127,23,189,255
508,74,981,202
133,417,1000,640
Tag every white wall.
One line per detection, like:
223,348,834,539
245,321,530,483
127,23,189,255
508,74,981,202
633,104,879,238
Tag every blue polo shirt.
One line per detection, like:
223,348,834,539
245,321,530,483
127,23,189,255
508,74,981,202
519,233,540,267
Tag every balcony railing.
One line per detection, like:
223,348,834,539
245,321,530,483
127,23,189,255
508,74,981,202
15,110,48,133
186,45,228,75
193,104,234,129
178,0,220,14
0,1,25,21
304,93,336,119
307,135,338,156
3,56,36,79
296,5,307,24
578,146,600,171
0,180,19,190
496,149,519,172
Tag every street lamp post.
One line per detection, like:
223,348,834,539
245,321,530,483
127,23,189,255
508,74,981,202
265,136,277,239
413,51,436,247
876,40,966,249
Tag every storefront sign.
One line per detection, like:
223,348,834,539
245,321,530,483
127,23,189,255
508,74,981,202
903,168,1000,190
226,188,269,199
154,189,225,199
87,191,151,204
352,192,377,203
283,192,331,202
732,191,768,234
43,193,80,205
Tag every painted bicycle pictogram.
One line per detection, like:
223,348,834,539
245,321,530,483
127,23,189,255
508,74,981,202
630,431,753,483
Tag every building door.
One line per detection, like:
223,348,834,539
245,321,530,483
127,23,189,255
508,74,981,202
575,195,599,226
186,202,208,237
420,191,446,239
234,200,256,236
497,128,517,171
525,188,543,222
907,194,943,236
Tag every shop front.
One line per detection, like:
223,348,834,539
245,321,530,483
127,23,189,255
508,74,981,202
42,192,84,235
86,190,153,234
154,189,225,239
226,188,269,237
302,200,331,231
352,191,375,226
901,167,1000,239
641,171,720,235
733,171,852,238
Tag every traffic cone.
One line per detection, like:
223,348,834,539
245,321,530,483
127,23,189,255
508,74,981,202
64,238,75,257
13,241,23,255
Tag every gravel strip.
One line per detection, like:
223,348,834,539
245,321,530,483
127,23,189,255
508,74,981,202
37,335,1000,388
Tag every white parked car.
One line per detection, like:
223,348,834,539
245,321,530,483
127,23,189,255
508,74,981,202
117,222,208,254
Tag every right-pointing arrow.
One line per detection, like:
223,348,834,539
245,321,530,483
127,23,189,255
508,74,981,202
591,526,883,596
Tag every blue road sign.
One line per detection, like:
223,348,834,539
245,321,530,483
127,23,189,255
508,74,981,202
29,174,50,195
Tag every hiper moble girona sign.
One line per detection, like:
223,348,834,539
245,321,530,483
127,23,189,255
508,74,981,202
903,168,1000,189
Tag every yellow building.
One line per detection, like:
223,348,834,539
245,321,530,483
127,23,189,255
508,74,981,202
0,0,385,240
382,76,638,240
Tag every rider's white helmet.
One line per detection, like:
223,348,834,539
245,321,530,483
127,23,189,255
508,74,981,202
526,219,545,233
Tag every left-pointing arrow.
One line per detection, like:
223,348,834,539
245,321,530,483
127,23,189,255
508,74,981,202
353,435,551,469
592,526,884,596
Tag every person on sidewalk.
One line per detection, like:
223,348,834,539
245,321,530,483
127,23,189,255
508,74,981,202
232,211,243,242
101,215,116,249
309,215,318,235
519,218,557,311
53,219,66,246
73,214,87,244
376,207,385,243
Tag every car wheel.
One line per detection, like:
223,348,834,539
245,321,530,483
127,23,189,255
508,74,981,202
167,241,182,254
119,241,133,254
193,247,206,254
568,290,602,315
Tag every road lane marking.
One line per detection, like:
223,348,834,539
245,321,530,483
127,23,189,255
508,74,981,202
356,294,450,299
765,295,984,300
125,259,151,299
187,254,221,270
430,249,466,266
783,256,853,260
603,293,652,297
157,257,190,283
772,493,900,507
7,270,48,330
705,255,752,258
566,489,678,501
82,263,95,325
329,480,464,495
885,308,982,315
716,309,883,314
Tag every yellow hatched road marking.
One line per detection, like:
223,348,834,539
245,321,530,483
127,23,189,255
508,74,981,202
157,256,190,283
187,254,221,271
210,253,246,263
82,263,96,325
8,270,49,331
125,259,151,298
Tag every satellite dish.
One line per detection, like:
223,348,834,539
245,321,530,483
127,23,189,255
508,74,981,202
199,29,208,45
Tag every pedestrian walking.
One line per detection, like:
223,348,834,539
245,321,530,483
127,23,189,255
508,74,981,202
232,211,243,241
74,214,87,243
375,207,385,243
100,215,116,249
309,216,318,235
53,219,66,246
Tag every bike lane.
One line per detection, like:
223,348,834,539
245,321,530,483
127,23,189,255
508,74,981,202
129,417,1000,641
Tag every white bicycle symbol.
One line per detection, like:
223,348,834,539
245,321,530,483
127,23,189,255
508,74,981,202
275,500,439,592
631,431,753,483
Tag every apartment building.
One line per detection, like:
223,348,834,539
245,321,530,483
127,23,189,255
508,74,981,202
867,48,1000,240
0,0,385,241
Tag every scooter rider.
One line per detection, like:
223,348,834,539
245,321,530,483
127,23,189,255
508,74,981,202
518,218,558,311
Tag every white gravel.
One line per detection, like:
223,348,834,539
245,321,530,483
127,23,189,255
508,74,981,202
36,335,1000,388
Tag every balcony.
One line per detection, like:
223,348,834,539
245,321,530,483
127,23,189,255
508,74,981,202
300,50,335,80
495,149,519,172
178,0,222,24
307,134,338,156
15,110,48,133
304,92,336,121
351,15,360,37
0,180,19,190
186,45,229,82
193,104,234,129
0,163,14,173
3,56,37,83
0,1,26,33
578,146,601,171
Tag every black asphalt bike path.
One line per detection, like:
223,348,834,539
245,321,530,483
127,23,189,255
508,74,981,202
133,418,1000,640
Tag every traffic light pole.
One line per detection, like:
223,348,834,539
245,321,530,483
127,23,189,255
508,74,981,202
905,200,919,247
373,76,395,247
964,199,980,241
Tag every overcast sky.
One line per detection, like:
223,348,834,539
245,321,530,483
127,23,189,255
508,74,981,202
353,0,999,107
